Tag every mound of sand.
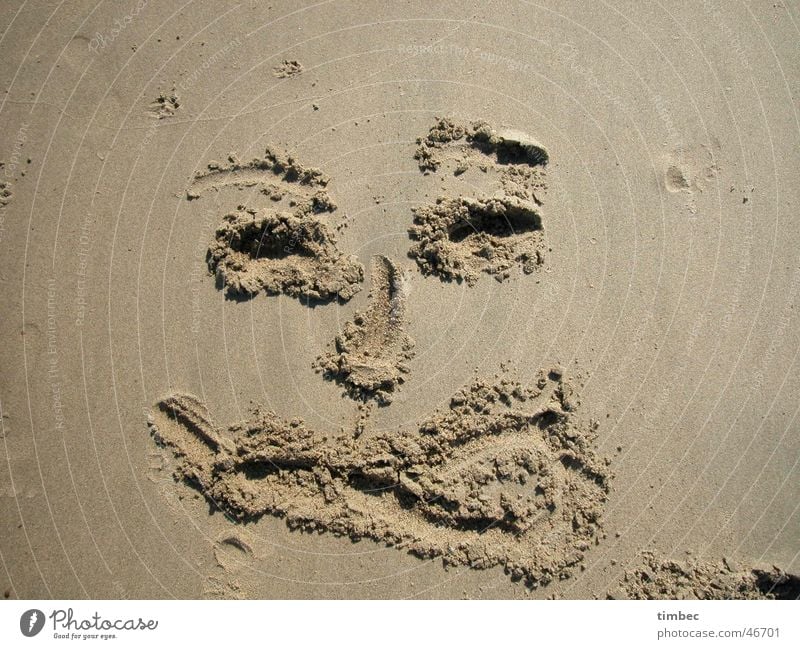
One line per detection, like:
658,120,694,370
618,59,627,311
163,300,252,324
149,368,610,587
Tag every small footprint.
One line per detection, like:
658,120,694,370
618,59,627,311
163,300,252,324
663,143,719,196
147,89,180,119
273,60,303,78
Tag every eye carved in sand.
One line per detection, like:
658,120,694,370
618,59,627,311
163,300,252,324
409,195,545,286
149,370,610,588
189,148,364,302
409,118,549,285
207,207,363,302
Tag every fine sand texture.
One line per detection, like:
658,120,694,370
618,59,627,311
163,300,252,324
1,1,799,599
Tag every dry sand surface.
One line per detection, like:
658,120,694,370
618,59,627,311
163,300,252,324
1,1,799,599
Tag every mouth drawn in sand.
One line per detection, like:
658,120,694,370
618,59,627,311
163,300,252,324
314,255,414,405
608,551,800,600
190,149,364,302
149,369,609,588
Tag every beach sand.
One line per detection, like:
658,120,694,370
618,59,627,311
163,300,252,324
0,0,798,599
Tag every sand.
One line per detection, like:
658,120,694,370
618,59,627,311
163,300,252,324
149,369,610,588
314,255,414,404
0,1,798,600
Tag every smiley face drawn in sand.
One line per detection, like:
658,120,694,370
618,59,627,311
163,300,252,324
149,119,611,588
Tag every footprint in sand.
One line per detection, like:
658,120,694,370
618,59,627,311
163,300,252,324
663,142,719,216
148,369,610,588
663,143,718,194
272,59,303,78
147,89,180,119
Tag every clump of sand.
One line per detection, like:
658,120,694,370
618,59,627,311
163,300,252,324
315,255,414,404
149,368,610,588
0,180,12,206
207,207,363,301
409,195,545,285
273,59,303,78
414,117,548,176
191,148,364,302
147,89,180,119
609,552,800,600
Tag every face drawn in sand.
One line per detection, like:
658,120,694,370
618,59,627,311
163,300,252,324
192,149,364,302
154,122,605,586
149,370,610,588
410,118,549,284
314,255,414,405
608,552,800,600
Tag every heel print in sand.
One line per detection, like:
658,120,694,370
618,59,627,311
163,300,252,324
409,119,548,285
191,148,364,301
149,370,610,587
314,255,414,405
